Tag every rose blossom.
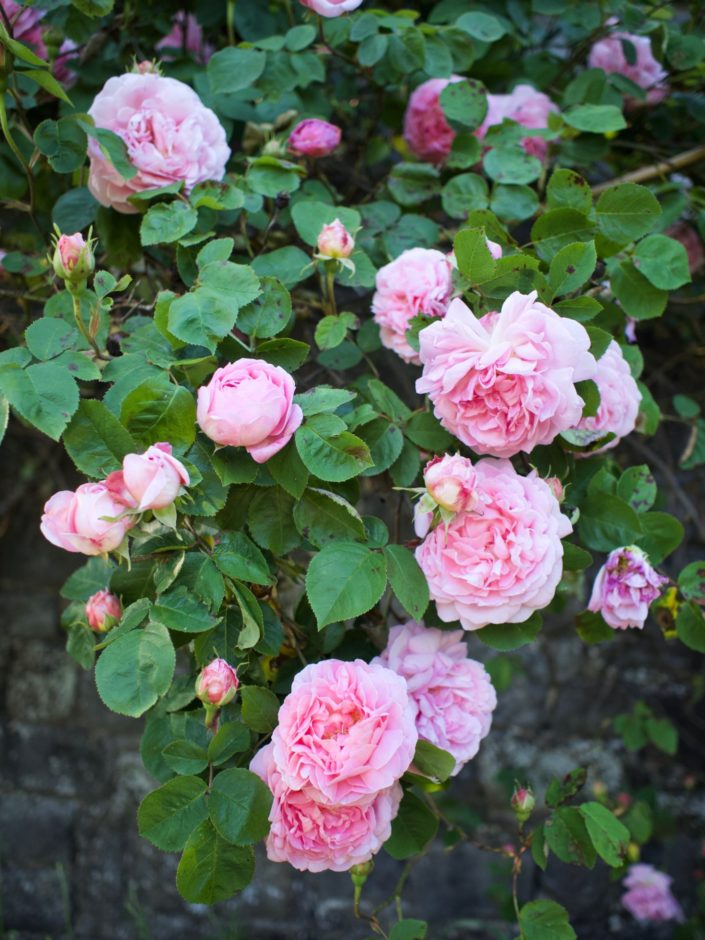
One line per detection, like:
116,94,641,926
288,119,341,158
414,454,480,538
588,31,668,105
87,71,230,214
197,358,303,463
122,442,190,511
40,481,134,556
476,85,558,161
372,622,497,775
372,248,455,364
317,219,354,259
574,341,641,453
52,233,94,282
195,658,239,707
85,590,122,632
271,659,418,806
403,76,463,165
666,222,705,275
588,546,668,630
416,291,596,458
622,864,684,923
251,743,402,872
415,458,572,630
156,12,213,64
298,0,364,18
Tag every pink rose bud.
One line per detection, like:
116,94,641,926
511,785,535,823
133,59,160,74
85,590,122,632
298,0,364,18
288,118,341,158
545,477,564,503
195,658,239,708
588,545,668,631
52,232,94,282
40,481,135,556
316,219,354,259
423,454,479,514
122,442,190,511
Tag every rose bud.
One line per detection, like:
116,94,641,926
511,785,535,823
288,118,341,158
424,454,479,514
40,481,135,556
85,590,122,632
122,442,190,511
195,658,239,708
316,219,354,260
545,477,564,503
588,545,668,631
52,232,95,282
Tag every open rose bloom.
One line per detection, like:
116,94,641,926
156,11,213,64
622,864,684,923
574,341,641,453
476,84,558,160
588,546,668,630
40,481,135,556
122,442,190,511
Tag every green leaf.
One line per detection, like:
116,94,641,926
240,685,280,734
388,163,440,207
247,157,303,198
595,184,661,244
475,613,542,651
483,146,542,185
0,361,78,440
545,807,596,868
616,465,657,513
609,261,668,320
140,201,198,247
359,418,404,475
576,610,615,645
138,776,209,851
384,544,429,620
545,767,588,808
95,622,175,717
579,801,629,867
296,414,373,482
153,588,218,634
78,122,136,179
678,560,705,602
208,46,267,94
413,739,455,782
634,234,691,290
162,739,209,776
439,79,488,130
548,241,597,297
291,201,360,248
576,494,643,552
209,768,273,845
390,920,427,940
237,277,291,339
293,488,365,547
456,10,507,41
248,487,299,555
254,338,309,371
385,791,438,860
61,557,115,601
634,511,683,564
213,532,272,585
120,377,196,449
63,400,138,478
546,169,593,214
404,412,454,451
23,67,72,103
315,315,348,351
306,541,387,629
531,208,594,261
645,717,678,755
207,722,250,766
266,440,309,498
34,118,87,173
563,104,626,133
676,602,705,653
252,246,311,288
441,172,489,218
490,183,539,223
176,820,255,904
519,899,576,940
454,227,497,282
25,318,79,360
563,542,593,571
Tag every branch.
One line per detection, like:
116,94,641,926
592,144,705,194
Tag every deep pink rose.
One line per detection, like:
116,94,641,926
317,219,354,259
197,358,303,463
372,248,455,364
156,12,213,64
666,222,705,275
372,622,496,775
195,658,239,707
85,590,122,632
588,546,668,630
87,72,230,214
271,659,418,806
40,481,134,556
416,458,572,630
403,76,463,165
122,442,190,511
589,31,668,105
416,291,596,458
298,0,363,17
251,743,402,872
575,341,641,453
622,864,684,923
288,119,341,157
476,84,558,160
414,454,480,538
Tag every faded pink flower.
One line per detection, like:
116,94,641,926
403,76,463,165
589,31,668,105
416,458,572,630
87,72,230,214
195,658,239,707
40,482,135,556
372,248,455,364
666,222,705,275
156,12,213,64
122,442,190,511
298,0,363,17
85,590,122,632
414,454,480,538
588,546,668,631
271,659,417,806
288,118,341,158
197,358,303,463
372,622,496,775
476,84,558,160
317,219,354,259
575,341,641,453
622,864,684,923
251,743,402,872
416,291,596,458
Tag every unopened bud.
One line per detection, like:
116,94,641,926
511,785,535,823
350,860,374,889
85,590,122,632
545,476,564,503
195,658,239,711
132,59,161,75
316,219,354,260
52,232,95,283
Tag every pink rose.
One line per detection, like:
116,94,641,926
416,458,572,630
52,233,94,282
476,84,558,160
87,72,230,214
288,119,342,158
156,12,213,64
372,248,455,364
122,442,190,511
298,0,364,18
251,743,402,872
416,291,596,458
317,219,355,259
403,76,463,165
372,622,496,776
195,658,239,707
0,1,78,83
588,31,668,105
588,546,668,630
574,341,641,453
414,454,480,538
622,864,684,923
85,590,122,632
196,358,303,463
666,222,705,275
40,481,135,556
271,659,418,806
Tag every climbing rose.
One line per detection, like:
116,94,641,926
622,864,684,923
403,76,463,164
271,659,418,806
574,341,641,452
197,358,303,463
414,454,480,538
476,84,558,160
666,222,705,274
122,443,190,511
251,743,402,872
156,12,213,64
372,622,496,775
317,219,355,259
40,481,134,556
288,118,341,157
588,546,668,630
588,30,668,105
416,458,572,630
195,658,239,707
298,0,364,18
417,291,596,458
85,590,122,632
87,71,230,214
372,248,455,364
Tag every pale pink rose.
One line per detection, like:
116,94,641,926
85,590,122,632
372,248,455,364
588,546,668,631
476,84,558,160
87,72,230,214
588,31,668,105
251,743,402,872
298,0,363,17
666,222,705,274
372,622,496,775
622,864,684,923
195,658,239,707
575,341,641,453
271,659,418,806
288,119,341,157
197,358,303,463
416,458,572,630
403,76,463,165
122,442,190,511
156,12,213,65
40,481,135,556
416,291,596,458
317,219,354,259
